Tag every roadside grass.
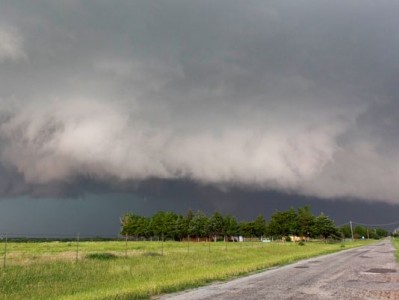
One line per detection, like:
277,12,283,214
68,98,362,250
393,238,399,261
0,240,375,299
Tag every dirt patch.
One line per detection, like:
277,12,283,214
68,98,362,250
368,290,399,299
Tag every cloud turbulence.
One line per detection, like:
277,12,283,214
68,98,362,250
1,1,399,203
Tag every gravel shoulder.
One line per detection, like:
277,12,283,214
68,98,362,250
158,240,399,300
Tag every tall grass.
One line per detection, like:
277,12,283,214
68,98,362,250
393,238,399,261
0,240,374,299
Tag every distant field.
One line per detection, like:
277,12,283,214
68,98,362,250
0,239,375,299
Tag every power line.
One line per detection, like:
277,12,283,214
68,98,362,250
351,220,399,227
335,222,350,227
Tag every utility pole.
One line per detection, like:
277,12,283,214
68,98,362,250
350,221,354,240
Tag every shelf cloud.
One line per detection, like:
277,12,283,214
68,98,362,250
1,1,399,203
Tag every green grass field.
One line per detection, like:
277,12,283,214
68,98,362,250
393,238,399,261
0,239,375,300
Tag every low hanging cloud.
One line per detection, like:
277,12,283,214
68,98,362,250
1,1,399,203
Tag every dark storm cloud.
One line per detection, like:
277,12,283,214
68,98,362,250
1,0,399,202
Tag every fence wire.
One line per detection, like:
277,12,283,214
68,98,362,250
0,234,281,269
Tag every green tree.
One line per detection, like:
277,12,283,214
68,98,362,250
150,211,178,239
174,215,188,240
267,208,298,238
207,212,225,241
267,211,285,238
239,221,256,237
354,225,366,239
188,211,208,238
120,213,150,237
224,215,240,237
339,224,352,239
375,228,389,238
313,213,339,239
285,208,299,236
185,209,194,223
253,215,267,238
297,206,315,238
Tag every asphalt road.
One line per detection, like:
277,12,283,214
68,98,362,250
159,240,399,300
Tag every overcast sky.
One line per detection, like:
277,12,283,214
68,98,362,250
1,1,399,235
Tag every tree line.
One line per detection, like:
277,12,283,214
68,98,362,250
340,224,388,239
120,206,391,241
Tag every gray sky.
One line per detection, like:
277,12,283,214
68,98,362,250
1,1,399,234
2,183,399,236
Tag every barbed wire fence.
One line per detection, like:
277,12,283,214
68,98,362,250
0,232,274,270
1,219,398,270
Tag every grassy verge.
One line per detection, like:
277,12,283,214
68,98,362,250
0,240,375,299
393,238,399,261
